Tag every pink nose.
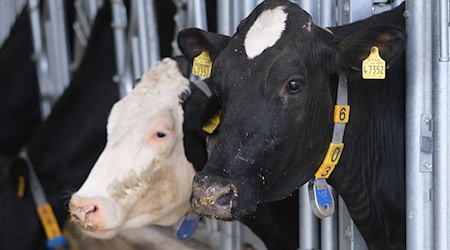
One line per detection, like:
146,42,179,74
69,195,103,231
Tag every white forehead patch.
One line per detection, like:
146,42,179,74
244,6,287,59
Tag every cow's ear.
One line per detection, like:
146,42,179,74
336,25,406,71
173,56,191,78
177,28,231,64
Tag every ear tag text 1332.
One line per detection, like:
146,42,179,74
308,178,335,219
193,51,212,78
362,46,386,79
176,212,199,240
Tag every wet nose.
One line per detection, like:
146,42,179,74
190,174,237,219
69,195,103,231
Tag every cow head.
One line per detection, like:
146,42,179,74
178,0,405,220
69,58,196,238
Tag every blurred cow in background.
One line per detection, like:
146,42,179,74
0,3,118,249
0,8,41,157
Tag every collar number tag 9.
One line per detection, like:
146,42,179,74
308,178,335,219
193,51,213,78
176,212,199,240
362,46,386,79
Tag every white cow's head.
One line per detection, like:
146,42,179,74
69,58,195,239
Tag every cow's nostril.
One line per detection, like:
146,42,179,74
215,187,235,209
216,191,233,207
87,205,98,214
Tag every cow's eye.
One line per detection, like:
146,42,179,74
287,79,303,93
156,131,167,138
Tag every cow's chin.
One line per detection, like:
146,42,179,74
80,227,120,239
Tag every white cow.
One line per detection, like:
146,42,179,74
69,58,195,239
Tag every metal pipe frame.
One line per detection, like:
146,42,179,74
405,0,434,249
299,185,320,249
432,0,449,248
217,0,232,35
111,0,133,98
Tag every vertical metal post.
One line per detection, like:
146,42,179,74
432,0,449,249
319,0,336,27
136,0,150,74
320,189,338,250
242,0,256,17
218,0,232,35
144,0,159,66
46,0,71,97
298,185,320,250
188,0,207,29
231,0,242,33
29,0,52,118
298,0,319,22
111,0,132,98
405,0,434,249
338,197,367,250
337,0,372,24
317,2,338,249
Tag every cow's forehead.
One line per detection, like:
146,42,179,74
215,2,314,74
107,58,189,139
244,6,288,59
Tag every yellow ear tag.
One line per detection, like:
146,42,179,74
202,111,221,134
362,46,386,79
193,51,213,78
17,175,25,198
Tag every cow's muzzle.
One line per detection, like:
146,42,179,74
190,174,238,220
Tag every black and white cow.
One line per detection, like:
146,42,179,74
178,0,406,249
0,8,41,157
68,55,299,249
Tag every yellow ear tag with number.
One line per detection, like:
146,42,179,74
193,51,213,78
202,111,221,134
362,46,386,79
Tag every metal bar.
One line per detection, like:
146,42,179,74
405,0,434,249
299,184,320,250
432,0,449,248
47,0,71,96
111,0,132,97
242,0,256,18
231,0,242,33
338,197,368,250
319,0,336,27
298,0,319,23
29,0,53,118
217,0,232,35
136,0,150,74
320,188,338,250
144,0,159,66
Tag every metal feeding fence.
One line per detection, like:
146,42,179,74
1,0,448,249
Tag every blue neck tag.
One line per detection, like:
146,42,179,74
308,178,335,219
176,212,199,240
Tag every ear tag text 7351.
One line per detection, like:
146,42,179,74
362,46,386,79
193,51,213,78
308,178,335,219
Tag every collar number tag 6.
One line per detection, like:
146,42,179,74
362,46,386,79
176,212,199,240
308,178,335,219
193,51,213,78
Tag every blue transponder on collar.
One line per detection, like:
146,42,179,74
176,212,199,240
46,235,69,250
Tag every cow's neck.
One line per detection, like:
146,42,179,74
328,56,406,248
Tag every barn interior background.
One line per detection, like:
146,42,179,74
0,0,448,250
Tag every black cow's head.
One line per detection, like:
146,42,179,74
178,0,405,220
